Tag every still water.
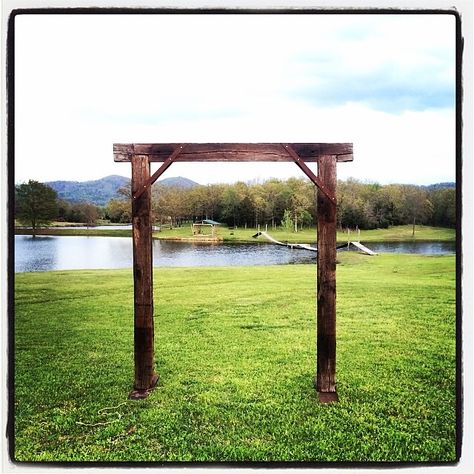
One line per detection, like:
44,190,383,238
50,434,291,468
14,235,455,273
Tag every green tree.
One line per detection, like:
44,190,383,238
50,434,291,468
261,179,285,230
250,184,266,229
337,179,369,229
203,184,225,221
15,180,58,236
227,182,253,228
187,186,207,221
401,185,434,236
57,199,72,222
152,185,187,228
429,188,456,228
299,209,313,228
106,199,131,223
281,209,294,231
221,186,240,227
287,178,312,232
76,203,100,227
371,185,399,228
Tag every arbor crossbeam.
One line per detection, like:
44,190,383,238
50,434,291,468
114,143,353,163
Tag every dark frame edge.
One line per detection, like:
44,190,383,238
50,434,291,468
454,7,463,465
6,7,16,465
5,6,464,15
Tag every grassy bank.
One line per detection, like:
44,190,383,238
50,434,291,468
15,224,456,243
14,253,457,462
161,224,456,243
15,228,132,238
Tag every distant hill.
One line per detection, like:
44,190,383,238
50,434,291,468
424,182,455,190
156,176,199,188
47,175,199,206
47,175,129,206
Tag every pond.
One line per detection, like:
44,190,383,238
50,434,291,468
14,235,456,273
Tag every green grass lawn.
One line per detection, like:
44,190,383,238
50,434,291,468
14,253,457,462
14,224,455,243
155,224,455,243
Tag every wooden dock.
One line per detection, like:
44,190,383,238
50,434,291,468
254,231,376,255
350,241,377,255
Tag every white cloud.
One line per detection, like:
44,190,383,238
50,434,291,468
14,13,456,185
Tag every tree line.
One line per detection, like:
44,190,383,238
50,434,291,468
107,178,455,232
15,178,455,236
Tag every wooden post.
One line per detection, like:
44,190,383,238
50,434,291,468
316,155,338,403
129,154,158,399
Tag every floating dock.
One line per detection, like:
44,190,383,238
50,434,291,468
253,231,318,251
349,240,377,255
253,231,377,255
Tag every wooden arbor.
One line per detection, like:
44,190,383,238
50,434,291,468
113,143,353,402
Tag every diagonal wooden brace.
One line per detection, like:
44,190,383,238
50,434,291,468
133,144,186,200
281,144,336,205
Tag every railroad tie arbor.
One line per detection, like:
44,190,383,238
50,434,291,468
113,143,353,402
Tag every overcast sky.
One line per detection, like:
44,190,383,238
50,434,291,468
14,12,456,185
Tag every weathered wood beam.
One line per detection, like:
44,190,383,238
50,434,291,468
129,154,158,400
113,143,353,162
282,144,336,204
316,155,338,403
133,144,186,201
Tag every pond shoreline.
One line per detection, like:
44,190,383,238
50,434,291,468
14,224,456,244
14,234,455,273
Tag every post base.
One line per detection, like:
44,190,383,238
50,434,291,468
128,374,159,400
317,391,339,403
314,377,338,403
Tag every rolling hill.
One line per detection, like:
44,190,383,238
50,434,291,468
47,175,199,206
156,176,199,189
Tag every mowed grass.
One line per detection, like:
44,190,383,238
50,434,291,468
14,253,457,462
155,224,455,243
351,225,456,242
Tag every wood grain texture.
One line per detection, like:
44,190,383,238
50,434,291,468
281,144,336,203
316,155,338,397
133,144,185,201
114,143,353,162
131,155,157,393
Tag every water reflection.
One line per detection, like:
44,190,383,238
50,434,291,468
15,235,58,272
14,235,455,273
366,241,456,254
